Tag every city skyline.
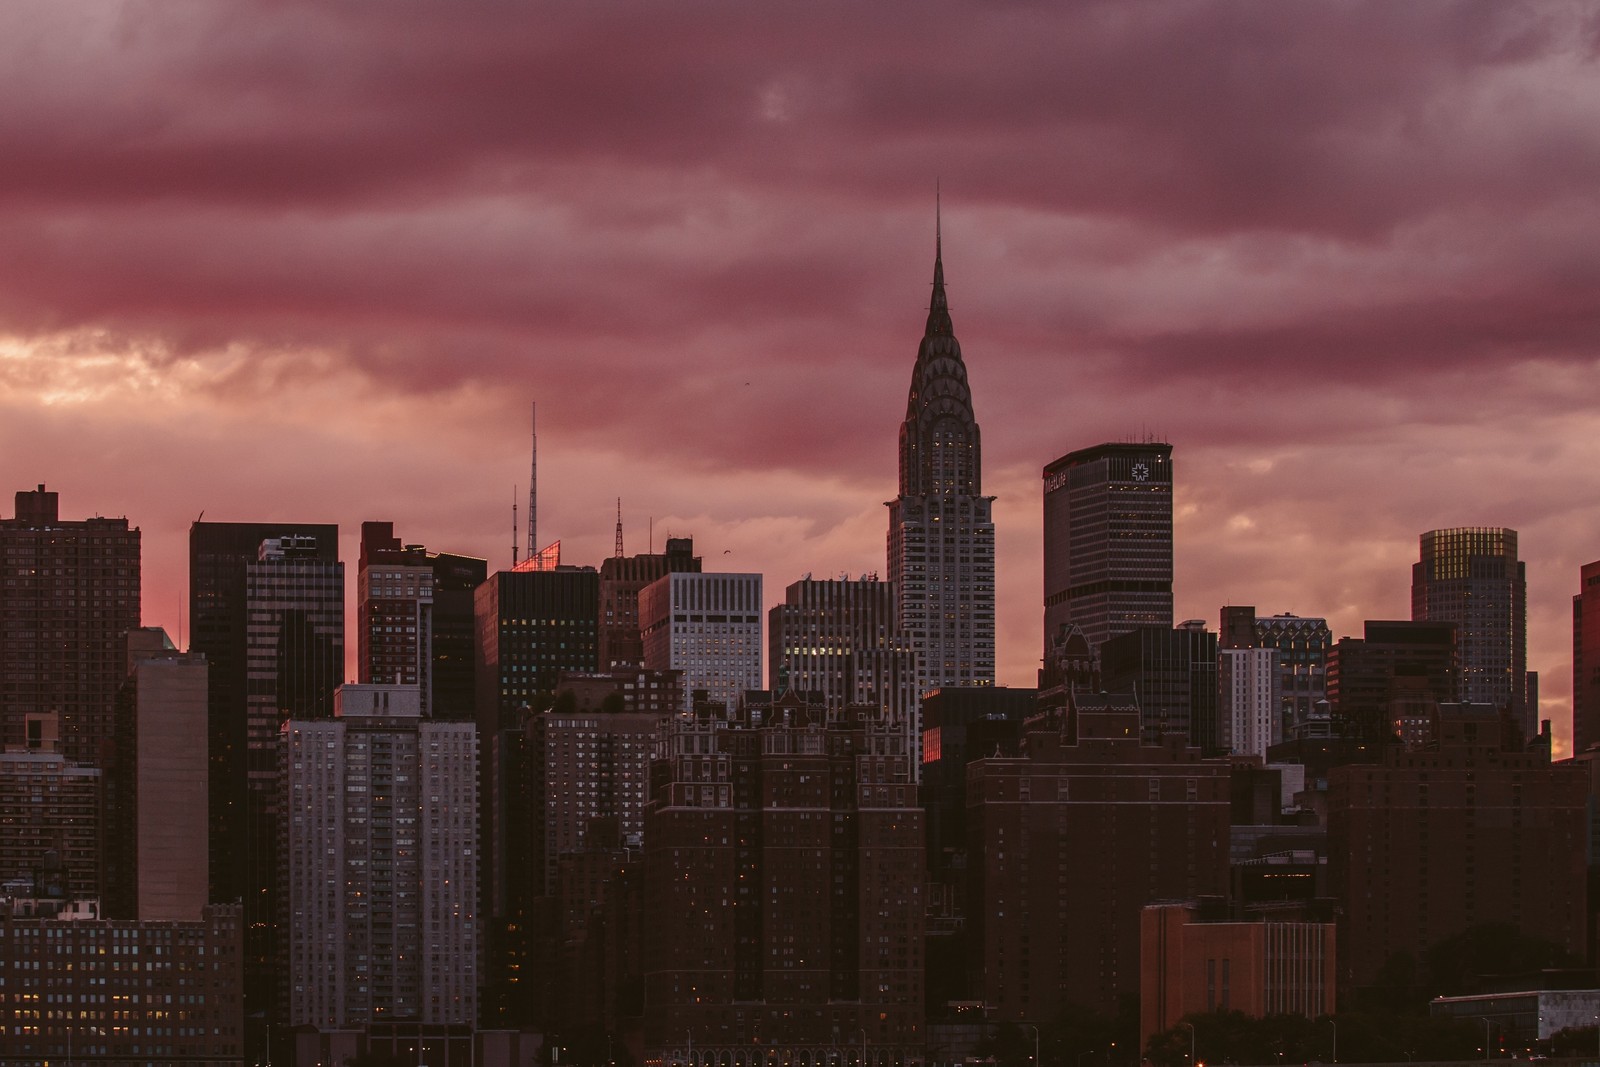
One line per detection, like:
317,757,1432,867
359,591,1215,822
3,4,1600,751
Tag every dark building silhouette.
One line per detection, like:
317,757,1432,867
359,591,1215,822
358,521,487,721
1326,620,1458,742
1413,527,1530,739
1,484,140,765
1043,443,1174,656
967,696,1229,1018
887,222,995,695
599,536,701,670
1573,560,1600,756
1100,622,1218,749
643,689,924,1065
187,519,339,1028
1328,702,1586,990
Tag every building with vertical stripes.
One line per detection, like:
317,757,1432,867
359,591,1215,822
640,571,762,715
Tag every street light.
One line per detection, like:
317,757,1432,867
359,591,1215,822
1021,1023,1040,1067
1182,1023,1196,1067
1329,1019,1337,1064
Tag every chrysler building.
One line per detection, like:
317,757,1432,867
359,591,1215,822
887,218,996,694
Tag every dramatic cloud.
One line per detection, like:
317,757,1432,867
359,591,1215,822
4,0,1599,749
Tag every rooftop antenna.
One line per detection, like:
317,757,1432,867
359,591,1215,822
614,498,624,558
511,485,519,568
527,402,537,562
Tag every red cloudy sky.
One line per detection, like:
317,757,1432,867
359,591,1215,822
5,2,1600,750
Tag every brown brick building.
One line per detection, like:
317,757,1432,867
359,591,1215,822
1328,704,1587,990
967,697,1230,1018
643,688,924,1065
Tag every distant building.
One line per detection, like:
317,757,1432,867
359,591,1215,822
1328,702,1586,989
0,483,140,765
281,685,478,1028
643,690,923,1065
0,722,101,902
1141,900,1336,1049
358,521,488,722
640,571,762,715
888,228,996,695
968,696,1230,1018
1221,608,1332,741
1326,620,1458,742
1414,527,1530,739
599,536,702,670
768,575,919,764
188,519,338,917
1100,623,1219,749
1573,561,1600,756
1043,443,1173,655
1221,647,1278,759
0,898,243,1066
109,628,208,921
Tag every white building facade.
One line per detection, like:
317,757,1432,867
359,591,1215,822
640,572,763,714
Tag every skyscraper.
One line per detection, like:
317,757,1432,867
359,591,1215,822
1412,527,1529,738
639,571,762,714
887,223,995,696
1573,560,1600,755
281,685,478,1028
599,536,702,670
1,484,141,764
767,574,919,761
1043,442,1174,655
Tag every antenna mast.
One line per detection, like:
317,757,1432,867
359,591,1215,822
527,402,537,562
614,498,624,558
511,485,518,568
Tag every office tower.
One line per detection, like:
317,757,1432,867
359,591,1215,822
643,690,924,1065
639,571,762,714
768,574,919,761
1043,442,1174,655
281,685,478,1028
188,519,338,911
967,696,1230,1018
108,628,208,921
1413,527,1530,738
599,536,702,670
1140,901,1335,1048
886,225,996,696
0,484,140,764
1220,646,1278,758
0,717,101,901
358,521,488,721
1100,622,1219,748
1326,620,1458,742
475,567,602,737
1575,561,1600,755
0,898,243,1065
1327,704,1585,989
1221,607,1333,740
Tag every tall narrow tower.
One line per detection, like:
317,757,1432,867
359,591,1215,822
887,215,996,694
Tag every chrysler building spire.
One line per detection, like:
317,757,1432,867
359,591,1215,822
887,211,996,695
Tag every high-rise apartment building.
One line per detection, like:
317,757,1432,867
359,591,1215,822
1221,608,1333,740
768,575,919,761
1574,561,1600,756
1413,527,1530,738
281,685,478,1028
1328,703,1585,988
1220,646,1278,759
189,519,338,911
1043,443,1174,655
599,537,701,670
0,724,101,902
640,571,762,714
357,521,488,721
967,697,1230,1018
109,628,208,921
642,690,924,1065
1,484,140,764
886,228,996,695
